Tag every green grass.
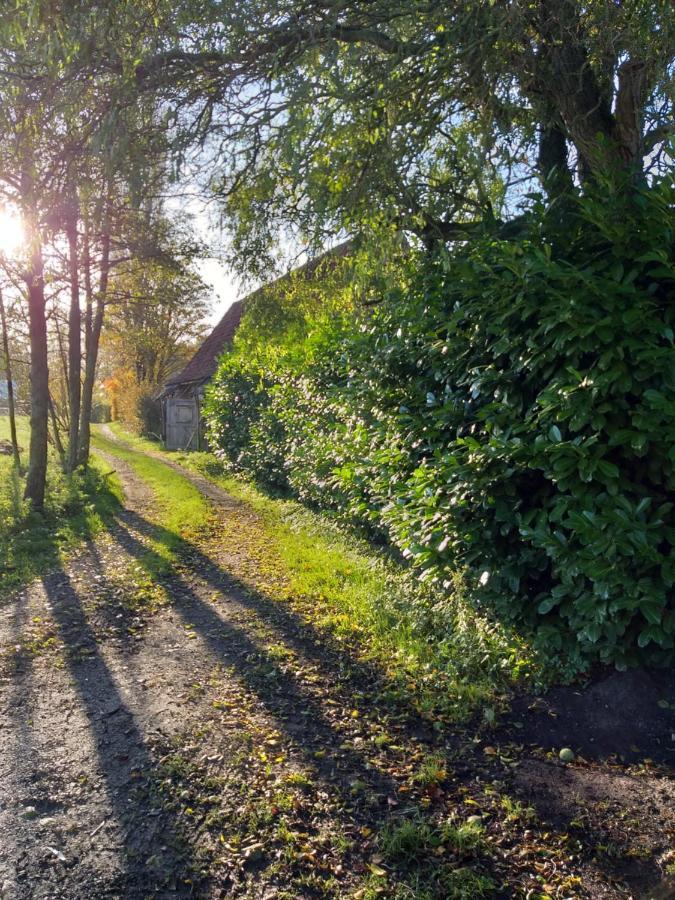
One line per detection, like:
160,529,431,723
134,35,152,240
374,814,493,899
413,753,448,789
0,414,123,595
380,815,485,865
0,411,30,471
91,427,211,577
165,452,538,721
103,423,540,723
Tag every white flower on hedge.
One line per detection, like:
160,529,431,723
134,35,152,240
479,570,490,586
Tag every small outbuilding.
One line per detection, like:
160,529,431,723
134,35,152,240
159,300,245,450
160,241,351,451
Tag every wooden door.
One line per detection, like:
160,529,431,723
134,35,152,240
165,397,199,450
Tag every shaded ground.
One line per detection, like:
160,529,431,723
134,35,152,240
0,432,673,899
503,668,675,765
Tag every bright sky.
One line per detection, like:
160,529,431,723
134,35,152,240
0,183,269,331
195,256,242,325
189,205,307,327
0,207,25,257
167,181,246,326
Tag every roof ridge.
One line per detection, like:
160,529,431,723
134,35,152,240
163,239,352,389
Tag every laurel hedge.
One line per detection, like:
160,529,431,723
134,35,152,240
205,180,675,671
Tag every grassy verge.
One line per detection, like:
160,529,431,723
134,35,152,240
0,412,30,468
100,426,666,900
0,415,123,595
105,422,541,722
92,427,211,578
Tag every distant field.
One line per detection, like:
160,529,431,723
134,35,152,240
0,413,29,468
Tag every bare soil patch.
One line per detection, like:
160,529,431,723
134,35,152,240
504,668,675,765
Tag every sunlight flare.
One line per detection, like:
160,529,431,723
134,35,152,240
0,207,25,256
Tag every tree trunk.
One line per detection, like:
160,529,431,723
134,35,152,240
78,195,111,467
54,314,71,432
48,392,66,468
0,289,21,469
66,191,81,472
614,58,649,169
23,211,49,509
538,117,574,201
78,212,93,462
536,1,648,182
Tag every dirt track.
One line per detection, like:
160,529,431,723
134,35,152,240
0,437,673,899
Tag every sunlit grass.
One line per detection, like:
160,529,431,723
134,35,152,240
92,427,211,577
172,454,539,721
0,411,29,468
104,423,540,723
0,415,123,595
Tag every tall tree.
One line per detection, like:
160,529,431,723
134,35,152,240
20,168,50,508
65,187,82,472
0,12,85,506
0,288,21,469
131,0,673,266
102,209,210,387
0,1,177,493
78,186,112,467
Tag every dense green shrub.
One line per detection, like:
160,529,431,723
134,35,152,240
138,393,162,439
205,181,675,671
90,401,111,424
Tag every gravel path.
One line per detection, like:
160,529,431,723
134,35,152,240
0,436,672,900
0,444,420,898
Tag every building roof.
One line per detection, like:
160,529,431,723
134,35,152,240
163,240,352,391
164,299,245,388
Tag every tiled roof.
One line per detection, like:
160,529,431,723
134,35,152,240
164,240,351,389
164,300,245,387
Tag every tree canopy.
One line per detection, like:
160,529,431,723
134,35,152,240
123,0,674,268
0,0,672,512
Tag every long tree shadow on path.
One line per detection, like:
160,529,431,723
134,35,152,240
108,511,419,805
108,501,674,899
117,506,441,737
101,509,496,895
34,565,204,897
96,437,452,741
0,587,47,891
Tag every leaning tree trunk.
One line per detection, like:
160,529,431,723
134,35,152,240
23,216,49,509
65,191,81,472
78,196,111,467
0,288,21,469
48,392,66,468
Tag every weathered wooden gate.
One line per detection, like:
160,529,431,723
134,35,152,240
165,397,199,450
